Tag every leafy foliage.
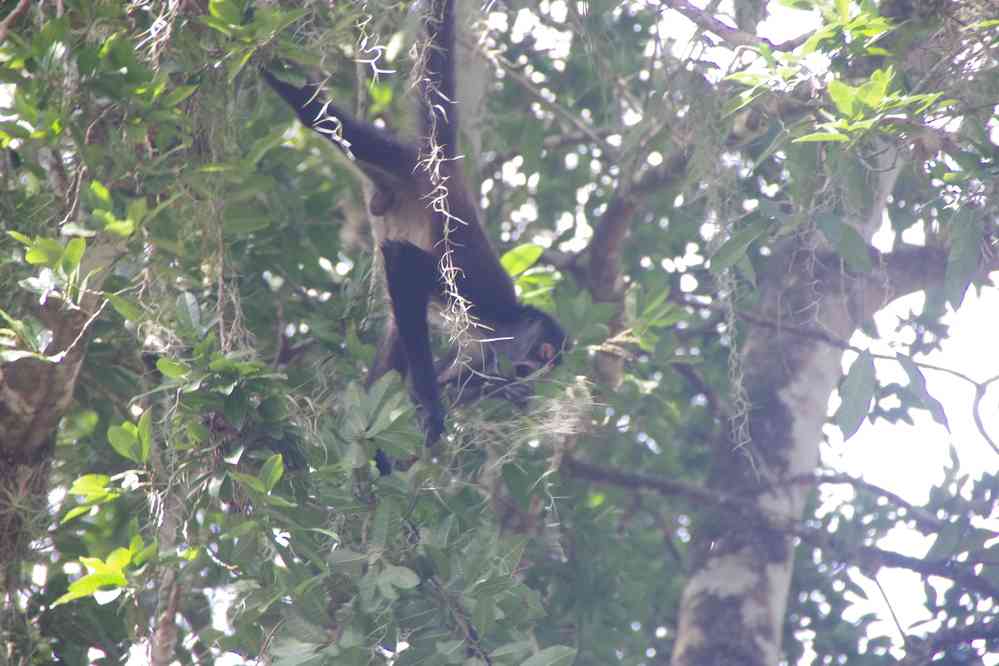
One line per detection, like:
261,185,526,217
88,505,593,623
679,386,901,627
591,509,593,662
1,0,997,665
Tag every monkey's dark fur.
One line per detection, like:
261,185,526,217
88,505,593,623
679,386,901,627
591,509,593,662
262,0,566,473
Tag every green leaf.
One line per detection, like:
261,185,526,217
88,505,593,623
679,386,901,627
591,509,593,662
381,564,420,590
710,222,766,273
263,494,297,508
24,238,64,266
227,47,256,84
836,224,873,273
160,84,198,108
856,68,891,110
260,453,284,492
106,293,143,321
61,238,85,274
827,80,857,117
108,425,142,463
176,292,201,334
793,131,849,143
156,358,190,378
7,230,31,245
68,474,112,499
520,645,578,666
896,355,949,431
104,217,135,237
500,243,544,277
834,351,876,440
725,71,766,87
89,180,112,207
61,506,92,524
370,497,400,549
244,127,287,167
137,410,152,463
209,0,241,25
943,208,983,309
230,471,267,494
126,198,147,225
52,571,127,606
223,208,271,235
490,641,532,659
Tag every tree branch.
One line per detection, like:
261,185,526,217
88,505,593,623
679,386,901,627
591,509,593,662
565,456,999,600
657,0,809,52
0,0,30,43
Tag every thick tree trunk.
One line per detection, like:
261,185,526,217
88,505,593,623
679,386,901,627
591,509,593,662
0,238,122,590
671,157,903,665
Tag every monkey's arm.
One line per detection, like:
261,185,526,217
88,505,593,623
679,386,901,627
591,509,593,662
261,69,419,178
381,240,446,447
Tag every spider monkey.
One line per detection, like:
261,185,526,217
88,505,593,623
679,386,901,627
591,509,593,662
262,0,567,473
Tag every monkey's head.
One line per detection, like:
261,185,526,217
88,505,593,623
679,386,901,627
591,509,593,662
439,305,568,406
488,305,568,380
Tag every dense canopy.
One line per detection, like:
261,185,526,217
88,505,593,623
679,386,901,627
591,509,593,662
1,1,997,665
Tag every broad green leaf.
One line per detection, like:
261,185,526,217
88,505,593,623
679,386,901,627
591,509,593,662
160,84,198,108
52,571,127,606
836,224,873,273
137,410,152,463
24,238,64,266
710,222,766,273
126,198,148,224
230,471,267,494
726,71,766,86
793,131,849,143
106,293,143,321
104,218,135,237
176,292,201,334
209,0,241,25
68,474,112,499
501,243,544,277
89,180,112,206
856,68,892,110
261,453,284,492
896,355,949,431
520,645,578,666
61,506,92,524
834,351,876,440
370,497,400,549
227,47,256,84
61,238,85,273
943,208,983,309
156,358,190,378
108,425,142,463
244,127,288,167
263,494,297,508
836,0,850,21
381,564,420,590
828,80,856,117
490,641,532,659
223,210,271,235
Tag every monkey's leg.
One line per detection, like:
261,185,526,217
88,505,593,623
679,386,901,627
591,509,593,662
381,240,446,449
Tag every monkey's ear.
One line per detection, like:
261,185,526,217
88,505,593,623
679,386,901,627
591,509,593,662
539,342,558,363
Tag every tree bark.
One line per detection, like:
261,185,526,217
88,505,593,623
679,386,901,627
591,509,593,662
671,153,903,665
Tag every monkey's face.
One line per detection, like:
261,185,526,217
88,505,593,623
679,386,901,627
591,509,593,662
486,307,567,379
